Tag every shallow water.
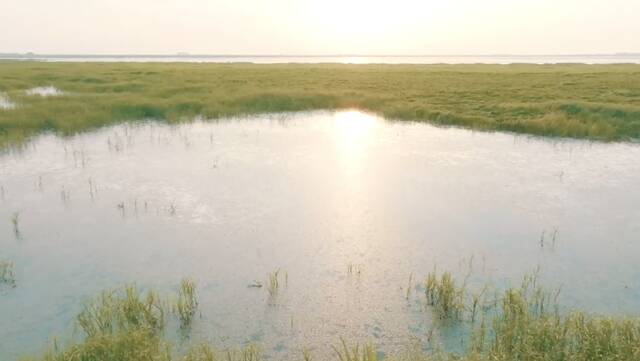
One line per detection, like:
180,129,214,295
1,111,639,359
0,94,16,109
25,86,63,97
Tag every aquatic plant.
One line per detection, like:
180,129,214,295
302,347,313,361
406,273,413,300
332,338,377,361
11,211,20,239
347,263,362,276
424,270,465,320
173,278,198,329
267,269,281,297
21,271,640,361
0,260,16,287
77,285,166,337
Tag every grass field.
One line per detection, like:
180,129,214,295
1,62,640,147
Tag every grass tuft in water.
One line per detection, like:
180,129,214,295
0,260,16,287
424,270,465,320
333,338,378,361
77,285,166,337
173,278,198,329
267,269,282,298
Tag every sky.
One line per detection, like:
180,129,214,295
1,0,639,55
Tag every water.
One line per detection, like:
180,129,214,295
2,54,640,64
1,111,639,359
25,86,64,97
0,94,16,110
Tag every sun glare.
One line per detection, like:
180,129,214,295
333,110,376,172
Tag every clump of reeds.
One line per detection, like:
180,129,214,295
184,344,261,361
332,338,377,361
77,285,166,337
173,278,198,329
225,344,261,361
267,269,284,297
347,263,362,276
0,260,16,287
425,270,465,320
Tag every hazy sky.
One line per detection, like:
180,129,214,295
2,0,639,55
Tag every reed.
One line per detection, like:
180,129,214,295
267,269,280,297
424,270,465,320
332,338,378,361
173,278,198,329
76,285,166,337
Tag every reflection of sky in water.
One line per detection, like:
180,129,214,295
0,93,17,109
0,111,639,359
25,86,64,97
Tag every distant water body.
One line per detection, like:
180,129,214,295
2,54,640,64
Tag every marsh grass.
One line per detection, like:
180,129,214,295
76,285,166,337
406,273,413,300
347,263,363,276
425,270,466,320
266,269,287,298
2,63,640,149
0,259,16,287
182,344,260,361
21,270,640,361
333,338,378,361
173,278,198,329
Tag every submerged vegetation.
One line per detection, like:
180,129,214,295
425,270,466,320
20,270,640,361
0,259,16,287
1,62,640,147
173,278,198,329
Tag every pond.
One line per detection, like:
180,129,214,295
1,110,639,359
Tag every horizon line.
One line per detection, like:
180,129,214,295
2,52,640,58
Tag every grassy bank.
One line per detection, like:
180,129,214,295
1,62,640,147
20,271,640,361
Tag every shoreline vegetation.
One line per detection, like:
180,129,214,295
18,270,640,361
1,62,640,147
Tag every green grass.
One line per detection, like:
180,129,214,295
1,62,640,147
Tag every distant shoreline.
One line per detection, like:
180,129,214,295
1,53,640,65
1,62,639,148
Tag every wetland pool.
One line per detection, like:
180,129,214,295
1,110,639,359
